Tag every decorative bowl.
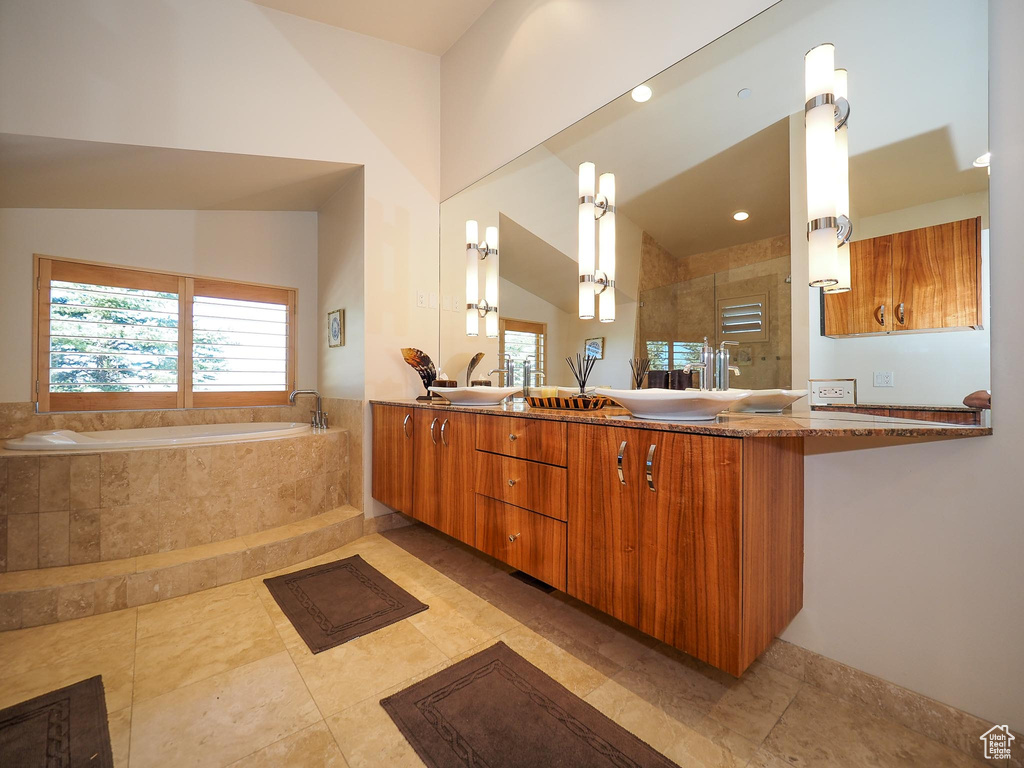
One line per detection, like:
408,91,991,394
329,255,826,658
594,388,750,421
428,386,521,406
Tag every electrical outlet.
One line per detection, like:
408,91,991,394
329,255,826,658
873,371,895,387
416,290,427,308
819,386,845,398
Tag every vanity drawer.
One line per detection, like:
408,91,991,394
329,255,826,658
476,415,567,466
475,452,567,521
475,496,566,590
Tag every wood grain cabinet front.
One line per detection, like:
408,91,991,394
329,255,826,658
475,496,567,590
475,452,567,522
476,414,568,466
411,409,476,545
371,403,415,514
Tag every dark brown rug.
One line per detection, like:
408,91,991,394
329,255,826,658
264,554,428,653
0,676,113,768
381,641,681,768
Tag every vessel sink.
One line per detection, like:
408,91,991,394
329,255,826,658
728,389,808,413
594,388,750,421
429,386,521,405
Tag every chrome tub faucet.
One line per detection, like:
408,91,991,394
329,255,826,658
289,389,328,429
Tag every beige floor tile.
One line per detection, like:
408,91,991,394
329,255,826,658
496,625,608,698
705,661,802,743
292,620,448,718
468,571,558,625
1,647,135,714
135,580,256,639
405,588,514,658
108,706,132,768
762,684,982,767
326,693,426,768
133,589,284,702
129,651,320,768
226,721,349,768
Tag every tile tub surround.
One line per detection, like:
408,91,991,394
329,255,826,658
0,428,350,572
0,525,1015,768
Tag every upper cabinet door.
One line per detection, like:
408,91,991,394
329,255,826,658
638,432,744,675
371,404,415,514
566,423,642,626
823,236,893,336
892,217,982,331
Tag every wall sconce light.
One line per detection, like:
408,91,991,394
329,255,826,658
465,220,499,338
578,162,616,322
804,44,852,290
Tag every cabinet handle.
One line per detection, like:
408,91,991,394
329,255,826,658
646,444,657,491
403,414,411,438
508,433,518,442
878,304,885,326
896,302,906,325
429,417,439,445
507,478,518,487
440,418,449,447
617,440,627,485
508,533,521,543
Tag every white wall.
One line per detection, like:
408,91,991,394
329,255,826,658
0,208,318,402
0,0,441,514
442,0,1023,729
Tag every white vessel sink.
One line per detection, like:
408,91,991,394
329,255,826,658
729,389,808,413
595,388,750,421
429,386,521,406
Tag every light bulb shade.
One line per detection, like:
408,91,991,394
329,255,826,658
484,247,499,310
834,69,850,222
465,246,479,305
466,308,478,336
805,100,836,223
804,43,835,101
825,244,852,294
599,285,616,323
808,227,839,288
598,172,616,281
578,162,597,320
579,282,595,320
485,310,499,339
579,161,596,198
485,225,498,251
465,219,478,246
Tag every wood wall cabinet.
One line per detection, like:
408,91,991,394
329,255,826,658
410,409,476,543
371,403,415,514
824,216,982,337
567,423,803,676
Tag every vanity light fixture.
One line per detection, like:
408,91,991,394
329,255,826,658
631,85,652,103
737,88,752,100
578,162,616,322
973,152,991,175
804,43,852,289
465,220,499,338
733,211,750,221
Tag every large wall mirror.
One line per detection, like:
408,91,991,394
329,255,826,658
439,0,989,417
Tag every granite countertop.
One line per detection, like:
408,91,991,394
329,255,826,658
371,399,992,439
811,403,982,413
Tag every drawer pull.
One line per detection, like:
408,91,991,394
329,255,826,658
508,533,521,543
646,444,657,491
896,302,906,325
441,418,450,447
878,303,886,327
403,414,412,438
507,478,518,487
429,417,439,445
617,440,627,485
508,433,519,442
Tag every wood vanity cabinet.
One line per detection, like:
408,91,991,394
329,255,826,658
823,216,982,336
371,403,415,514
567,423,803,676
410,409,476,543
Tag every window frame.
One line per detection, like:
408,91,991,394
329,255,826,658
499,317,547,387
33,255,297,413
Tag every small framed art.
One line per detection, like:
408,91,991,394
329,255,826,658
328,309,345,347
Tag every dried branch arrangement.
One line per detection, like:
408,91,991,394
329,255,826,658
566,353,598,396
629,357,651,390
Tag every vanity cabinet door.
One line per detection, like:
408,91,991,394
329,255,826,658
437,411,476,545
566,424,642,626
638,432,744,675
371,404,415,514
411,409,443,529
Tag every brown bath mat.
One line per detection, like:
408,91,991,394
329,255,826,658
264,554,428,653
381,641,681,768
0,676,114,768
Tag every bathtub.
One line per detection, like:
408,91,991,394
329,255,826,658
5,421,311,451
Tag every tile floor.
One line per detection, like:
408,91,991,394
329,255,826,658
0,523,992,767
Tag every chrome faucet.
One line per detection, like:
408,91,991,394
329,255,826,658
289,389,328,429
716,341,741,391
682,337,716,391
521,357,544,397
487,353,513,387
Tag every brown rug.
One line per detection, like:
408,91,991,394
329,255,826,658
0,676,113,768
381,642,681,768
264,554,428,653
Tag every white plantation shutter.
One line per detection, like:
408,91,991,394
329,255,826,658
500,319,546,387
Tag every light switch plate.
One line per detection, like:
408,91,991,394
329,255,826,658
442,294,452,311
416,290,427,308
429,292,438,309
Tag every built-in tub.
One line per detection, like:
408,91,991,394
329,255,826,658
4,421,310,451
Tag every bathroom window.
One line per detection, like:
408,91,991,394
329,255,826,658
34,257,296,412
499,318,545,387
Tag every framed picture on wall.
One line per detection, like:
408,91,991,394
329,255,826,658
328,309,345,347
584,337,604,360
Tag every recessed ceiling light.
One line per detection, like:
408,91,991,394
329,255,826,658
973,152,991,168
631,85,652,103
733,211,750,221
737,88,752,99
